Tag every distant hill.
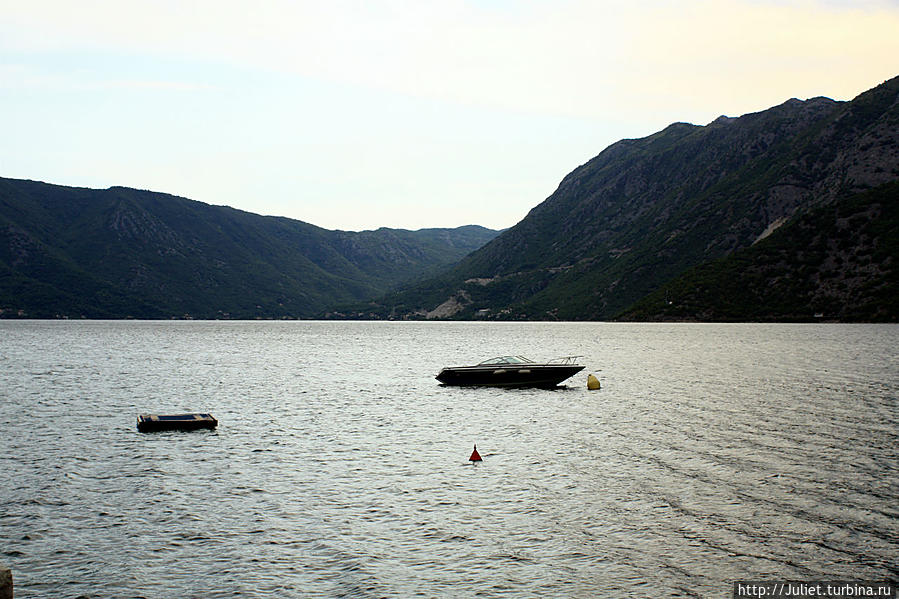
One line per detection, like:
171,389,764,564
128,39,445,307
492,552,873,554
0,178,499,318
365,75,899,322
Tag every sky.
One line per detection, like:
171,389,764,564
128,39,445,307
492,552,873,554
2,0,898,231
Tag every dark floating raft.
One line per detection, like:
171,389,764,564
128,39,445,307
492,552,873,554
137,413,218,433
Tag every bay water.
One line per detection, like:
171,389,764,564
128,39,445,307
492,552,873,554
1,321,897,597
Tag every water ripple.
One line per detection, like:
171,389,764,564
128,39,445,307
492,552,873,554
1,321,897,597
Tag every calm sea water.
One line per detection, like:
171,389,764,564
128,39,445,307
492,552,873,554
1,321,897,598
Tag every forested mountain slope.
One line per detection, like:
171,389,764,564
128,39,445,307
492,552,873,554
364,75,899,321
0,178,498,318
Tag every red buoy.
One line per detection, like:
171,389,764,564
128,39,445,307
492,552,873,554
469,444,482,462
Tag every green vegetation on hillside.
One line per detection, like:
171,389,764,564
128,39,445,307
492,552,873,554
619,182,899,321
4,75,898,322
0,178,498,319
361,75,899,322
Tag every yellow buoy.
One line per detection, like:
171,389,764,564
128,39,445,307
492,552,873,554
587,373,601,390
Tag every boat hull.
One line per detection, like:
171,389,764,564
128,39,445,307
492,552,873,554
436,364,584,388
137,413,218,432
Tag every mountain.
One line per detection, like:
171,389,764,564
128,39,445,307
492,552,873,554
368,75,899,322
0,178,499,318
619,181,899,321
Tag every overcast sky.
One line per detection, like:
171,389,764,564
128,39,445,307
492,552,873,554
2,0,898,231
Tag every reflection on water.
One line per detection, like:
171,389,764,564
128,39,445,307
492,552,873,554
1,321,897,597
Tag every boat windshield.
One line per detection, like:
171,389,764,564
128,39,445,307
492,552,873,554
547,356,583,365
478,356,535,365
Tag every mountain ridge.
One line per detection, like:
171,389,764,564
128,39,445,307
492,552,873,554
4,75,897,322
361,75,899,321
0,177,499,319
